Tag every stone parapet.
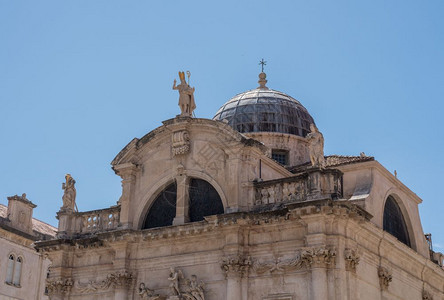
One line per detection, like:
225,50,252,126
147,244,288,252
254,168,343,206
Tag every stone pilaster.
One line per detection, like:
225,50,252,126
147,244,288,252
173,170,190,225
301,247,336,300
221,255,251,300
114,162,138,229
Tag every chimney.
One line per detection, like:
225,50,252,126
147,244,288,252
7,193,36,235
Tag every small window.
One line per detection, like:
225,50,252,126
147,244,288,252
5,254,22,287
272,149,289,165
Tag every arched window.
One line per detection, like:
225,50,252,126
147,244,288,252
383,196,411,247
6,254,14,284
143,182,177,229
5,254,22,286
13,257,22,286
142,178,224,229
189,178,224,222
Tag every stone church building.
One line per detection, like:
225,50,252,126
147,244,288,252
36,71,444,300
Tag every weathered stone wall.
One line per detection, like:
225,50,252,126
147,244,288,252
39,203,444,300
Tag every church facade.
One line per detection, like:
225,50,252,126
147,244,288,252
36,71,444,300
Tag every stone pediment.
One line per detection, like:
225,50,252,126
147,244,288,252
111,117,267,168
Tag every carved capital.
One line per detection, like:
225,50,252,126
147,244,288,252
377,266,392,290
344,248,360,272
110,270,134,288
46,278,73,296
114,163,139,181
301,246,336,268
422,290,433,300
172,130,190,156
221,255,252,278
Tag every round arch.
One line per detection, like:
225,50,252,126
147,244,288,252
381,190,416,250
136,171,228,230
136,174,176,230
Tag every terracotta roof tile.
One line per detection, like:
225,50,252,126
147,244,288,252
287,155,374,173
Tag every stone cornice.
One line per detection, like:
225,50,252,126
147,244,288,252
36,201,369,253
337,160,422,204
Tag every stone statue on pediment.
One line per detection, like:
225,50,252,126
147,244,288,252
307,124,325,167
173,71,196,117
61,174,77,212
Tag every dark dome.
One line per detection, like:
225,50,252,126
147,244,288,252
213,76,315,137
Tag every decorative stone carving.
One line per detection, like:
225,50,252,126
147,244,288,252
422,290,433,300
153,267,206,300
253,256,304,274
138,282,165,300
183,275,205,300
221,255,252,278
61,174,77,212
344,248,360,271
76,270,133,293
377,266,392,290
172,130,190,156
46,278,73,296
168,267,182,296
301,247,336,268
173,71,196,117
306,124,324,167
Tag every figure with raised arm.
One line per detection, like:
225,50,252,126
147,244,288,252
173,71,196,117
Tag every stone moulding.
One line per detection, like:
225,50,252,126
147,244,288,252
377,266,392,290
46,278,73,296
75,270,133,293
36,202,370,254
344,248,360,271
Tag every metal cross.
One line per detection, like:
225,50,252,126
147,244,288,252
259,58,267,72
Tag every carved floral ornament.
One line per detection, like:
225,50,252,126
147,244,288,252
46,278,73,296
75,271,134,293
344,248,360,271
422,289,434,300
377,266,392,290
220,255,252,277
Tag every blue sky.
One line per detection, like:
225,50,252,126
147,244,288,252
1,1,443,252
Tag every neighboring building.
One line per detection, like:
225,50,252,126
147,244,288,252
0,194,56,300
36,72,443,300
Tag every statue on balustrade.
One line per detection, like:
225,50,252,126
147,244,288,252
61,174,77,212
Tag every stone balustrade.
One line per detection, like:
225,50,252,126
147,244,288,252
79,207,120,233
57,206,121,237
255,168,342,205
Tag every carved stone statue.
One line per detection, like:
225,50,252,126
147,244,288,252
306,124,325,167
186,275,205,300
62,174,77,212
138,282,163,300
173,71,196,117
168,267,181,296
